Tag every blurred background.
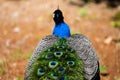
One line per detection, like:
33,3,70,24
0,0,120,80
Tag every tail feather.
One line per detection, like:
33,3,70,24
24,34,100,80
28,38,85,80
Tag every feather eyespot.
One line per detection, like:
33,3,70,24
60,76,66,80
58,67,66,73
51,73,58,79
45,54,52,59
54,52,63,57
49,61,58,68
37,68,45,76
67,61,75,66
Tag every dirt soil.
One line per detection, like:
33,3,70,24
0,0,120,80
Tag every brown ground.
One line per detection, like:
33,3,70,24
0,0,120,80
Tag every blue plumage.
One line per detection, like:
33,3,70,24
53,9,71,38
53,22,71,38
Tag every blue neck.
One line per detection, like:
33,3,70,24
53,22,71,38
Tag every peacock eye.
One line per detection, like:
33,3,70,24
37,68,45,76
67,61,75,66
54,52,63,57
60,76,66,80
58,67,66,73
45,54,52,59
49,61,58,68
51,73,58,79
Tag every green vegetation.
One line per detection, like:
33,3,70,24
78,8,96,20
0,61,6,75
110,21,120,28
100,66,107,75
13,48,22,59
16,77,23,80
111,11,120,28
78,8,88,17
114,12,120,20
24,51,33,59
113,39,120,44
71,31,81,34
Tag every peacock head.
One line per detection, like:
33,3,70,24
53,9,64,25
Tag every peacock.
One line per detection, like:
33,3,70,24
24,9,100,80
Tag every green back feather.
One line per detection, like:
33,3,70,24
29,38,85,80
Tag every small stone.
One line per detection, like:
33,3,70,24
12,11,19,19
12,63,17,67
95,37,100,42
3,30,8,35
104,37,113,45
5,39,11,47
13,27,20,33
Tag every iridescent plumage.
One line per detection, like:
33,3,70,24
28,38,84,80
24,9,100,80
